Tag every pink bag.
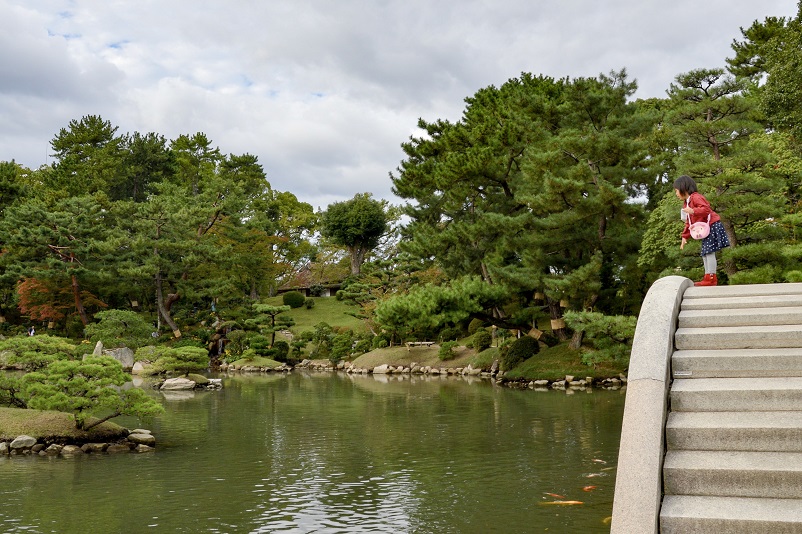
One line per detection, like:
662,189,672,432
689,214,711,240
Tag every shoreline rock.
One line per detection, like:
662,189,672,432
0,428,156,458
291,359,626,391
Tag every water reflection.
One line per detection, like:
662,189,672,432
0,372,624,533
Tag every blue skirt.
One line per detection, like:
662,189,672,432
700,221,730,256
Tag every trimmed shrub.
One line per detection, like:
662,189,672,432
309,284,326,297
438,326,463,342
472,329,492,352
304,298,316,309
438,341,458,361
269,340,290,362
468,318,485,336
501,336,540,371
83,309,154,350
354,338,372,354
249,334,271,356
282,291,306,308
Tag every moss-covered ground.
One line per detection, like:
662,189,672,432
0,407,128,441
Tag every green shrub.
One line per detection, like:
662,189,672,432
0,335,81,371
439,341,458,361
270,340,290,362
224,330,248,356
309,284,326,297
728,264,783,285
501,336,540,371
472,329,492,352
84,310,153,350
170,338,205,349
563,310,637,365
371,332,391,349
304,298,316,309
330,330,356,363
248,334,272,356
282,291,306,308
468,318,485,336
438,326,463,342
354,338,372,353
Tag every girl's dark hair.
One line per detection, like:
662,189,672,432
673,175,698,196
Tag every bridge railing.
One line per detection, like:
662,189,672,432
611,276,692,533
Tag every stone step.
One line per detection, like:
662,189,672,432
680,294,802,311
660,495,802,533
672,348,802,378
666,411,802,452
678,306,802,328
663,449,802,498
683,282,802,300
675,324,802,350
670,377,802,412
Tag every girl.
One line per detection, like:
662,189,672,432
674,175,730,286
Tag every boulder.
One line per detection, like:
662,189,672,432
373,364,390,374
105,347,135,370
93,341,104,356
127,433,156,446
61,445,83,455
160,377,196,390
45,444,62,455
131,361,147,375
10,435,37,450
106,443,132,453
135,444,155,453
0,442,8,455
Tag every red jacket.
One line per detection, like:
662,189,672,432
682,192,721,240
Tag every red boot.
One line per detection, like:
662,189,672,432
694,274,718,287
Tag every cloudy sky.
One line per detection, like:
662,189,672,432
1,1,797,210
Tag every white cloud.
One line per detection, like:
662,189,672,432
0,0,797,208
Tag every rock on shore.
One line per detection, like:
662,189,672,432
0,428,156,458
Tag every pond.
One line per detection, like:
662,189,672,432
0,372,625,533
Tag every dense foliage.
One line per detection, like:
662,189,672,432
501,336,541,372
0,7,800,371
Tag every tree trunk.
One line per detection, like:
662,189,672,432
547,299,568,341
349,246,366,275
155,271,181,338
71,273,89,326
569,330,584,350
249,281,259,300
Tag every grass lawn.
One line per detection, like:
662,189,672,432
0,407,128,441
503,343,628,381
262,296,367,334
228,355,283,368
349,342,626,381
351,344,480,369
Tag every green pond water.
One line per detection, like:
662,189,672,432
0,372,625,533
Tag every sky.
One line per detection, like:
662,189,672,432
0,1,798,210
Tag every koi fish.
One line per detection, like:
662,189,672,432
585,473,605,478
544,492,566,499
592,459,607,464
540,500,584,506
582,485,597,492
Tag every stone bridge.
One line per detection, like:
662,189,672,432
611,277,802,533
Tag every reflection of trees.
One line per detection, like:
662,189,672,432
0,374,625,532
